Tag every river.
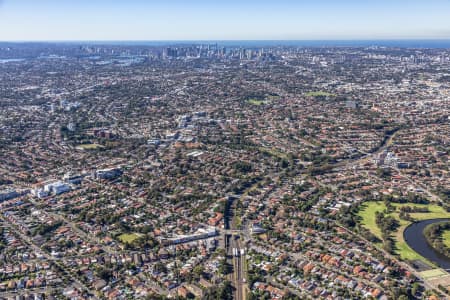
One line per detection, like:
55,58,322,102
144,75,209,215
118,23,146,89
403,218,450,270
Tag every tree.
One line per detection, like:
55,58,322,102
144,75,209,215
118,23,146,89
218,259,232,275
202,281,233,300
96,267,113,281
193,265,204,279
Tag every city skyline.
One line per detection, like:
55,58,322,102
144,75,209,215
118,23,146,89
1,0,450,41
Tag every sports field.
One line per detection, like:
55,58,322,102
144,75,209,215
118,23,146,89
305,91,336,97
77,143,104,150
118,233,142,243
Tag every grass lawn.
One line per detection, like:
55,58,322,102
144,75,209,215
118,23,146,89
247,99,269,105
118,233,142,244
443,230,450,248
305,91,336,97
77,143,104,150
259,147,289,160
358,201,450,264
393,203,450,220
357,201,387,239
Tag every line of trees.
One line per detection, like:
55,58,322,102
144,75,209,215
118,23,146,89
399,206,430,213
376,193,429,204
423,222,450,258
375,211,399,253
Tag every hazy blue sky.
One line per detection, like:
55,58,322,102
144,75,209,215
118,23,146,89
1,0,450,41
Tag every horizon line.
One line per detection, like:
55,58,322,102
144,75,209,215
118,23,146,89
2,38,450,43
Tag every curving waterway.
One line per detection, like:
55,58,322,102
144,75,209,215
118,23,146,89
403,218,450,270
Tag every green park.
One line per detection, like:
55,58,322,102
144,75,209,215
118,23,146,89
358,201,450,264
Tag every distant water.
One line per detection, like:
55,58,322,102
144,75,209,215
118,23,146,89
72,40,450,49
2,40,450,49
0,58,25,63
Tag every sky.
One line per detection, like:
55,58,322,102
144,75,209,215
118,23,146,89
0,0,450,41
